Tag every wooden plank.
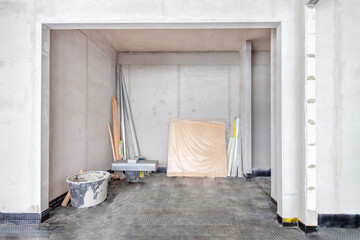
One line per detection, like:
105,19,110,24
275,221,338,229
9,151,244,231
112,97,120,160
61,169,83,207
110,173,119,179
61,192,71,207
107,122,116,162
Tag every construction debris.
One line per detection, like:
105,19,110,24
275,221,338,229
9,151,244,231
111,65,159,182
227,117,243,177
116,171,126,180
110,172,119,179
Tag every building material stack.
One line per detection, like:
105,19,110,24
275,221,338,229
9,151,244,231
167,119,227,177
111,65,158,181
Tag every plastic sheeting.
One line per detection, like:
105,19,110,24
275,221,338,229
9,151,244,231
167,119,227,177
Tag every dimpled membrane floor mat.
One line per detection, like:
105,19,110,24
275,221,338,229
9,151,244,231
1,173,359,240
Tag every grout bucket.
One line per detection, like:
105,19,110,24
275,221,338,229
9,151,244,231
66,171,110,208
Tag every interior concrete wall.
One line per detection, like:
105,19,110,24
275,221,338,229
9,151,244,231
317,0,360,214
119,52,240,166
251,51,271,170
0,0,304,219
49,30,116,200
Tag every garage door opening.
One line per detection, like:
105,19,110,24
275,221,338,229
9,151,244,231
40,22,283,222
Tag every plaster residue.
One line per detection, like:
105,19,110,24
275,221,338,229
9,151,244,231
28,205,39,213
307,99,315,104
0,1,27,15
307,76,315,80
68,172,107,183
308,119,315,125
69,179,105,207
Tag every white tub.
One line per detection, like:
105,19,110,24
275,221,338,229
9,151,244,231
66,171,110,208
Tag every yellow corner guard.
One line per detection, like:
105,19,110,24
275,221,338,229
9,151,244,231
283,217,299,223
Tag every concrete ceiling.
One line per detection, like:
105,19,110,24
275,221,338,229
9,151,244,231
93,29,271,52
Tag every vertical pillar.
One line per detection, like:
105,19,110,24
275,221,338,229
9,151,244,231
239,40,252,178
270,29,278,205
299,2,317,232
40,25,50,221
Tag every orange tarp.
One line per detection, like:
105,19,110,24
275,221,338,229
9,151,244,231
167,119,227,177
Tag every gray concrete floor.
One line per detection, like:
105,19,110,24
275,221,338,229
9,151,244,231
1,173,360,239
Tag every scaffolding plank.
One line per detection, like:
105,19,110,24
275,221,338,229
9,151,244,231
112,97,120,160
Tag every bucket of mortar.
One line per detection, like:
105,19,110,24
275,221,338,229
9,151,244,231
66,171,110,208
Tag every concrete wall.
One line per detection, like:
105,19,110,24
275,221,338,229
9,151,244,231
119,51,271,170
49,30,116,200
252,51,271,170
0,0,304,219
0,0,39,214
317,0,360,214
239,41,252,176
119,52,240,167
270,29,277,201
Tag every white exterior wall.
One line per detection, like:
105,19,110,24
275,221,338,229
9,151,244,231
317,0,360,214
0,0,305,220
0,0,38,214
252,50,271,170
119,52,240,167
49,30,116,200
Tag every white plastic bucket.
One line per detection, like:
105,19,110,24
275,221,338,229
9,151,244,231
66,171,110,208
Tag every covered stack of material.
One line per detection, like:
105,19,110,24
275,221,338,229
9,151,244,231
167,119,227,177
